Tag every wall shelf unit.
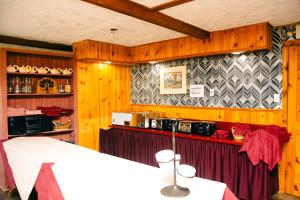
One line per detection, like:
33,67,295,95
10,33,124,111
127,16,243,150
7,93,74,97
7,72,73,77
8,129,75,138
0,48,77,143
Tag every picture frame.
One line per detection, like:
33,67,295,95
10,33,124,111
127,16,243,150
160,66,187,94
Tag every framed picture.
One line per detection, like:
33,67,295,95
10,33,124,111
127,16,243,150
160,66,187,94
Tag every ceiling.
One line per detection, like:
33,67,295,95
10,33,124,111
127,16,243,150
0,0,299,47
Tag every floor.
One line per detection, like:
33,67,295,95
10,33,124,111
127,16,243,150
0,189,299,200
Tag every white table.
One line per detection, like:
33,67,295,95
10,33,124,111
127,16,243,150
4,137,228,200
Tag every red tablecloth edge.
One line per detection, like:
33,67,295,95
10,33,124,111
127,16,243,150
0,140,15,191
35,163,64,200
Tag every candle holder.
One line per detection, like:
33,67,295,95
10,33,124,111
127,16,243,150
160,122,190,197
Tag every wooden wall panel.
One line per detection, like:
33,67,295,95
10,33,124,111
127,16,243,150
131,22,272,63
285,42,300,196
74,40,130,64
98,42,110,61
76,62,130,150
75,23,271,65
130,104,286,126
110,44,131,62
74,40,99,60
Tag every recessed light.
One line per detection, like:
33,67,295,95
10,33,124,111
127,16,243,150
149,61,157,64
104,61,112,64
232,51,244,55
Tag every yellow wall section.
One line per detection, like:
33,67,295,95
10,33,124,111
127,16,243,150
76,62,130,150
130,104,286,125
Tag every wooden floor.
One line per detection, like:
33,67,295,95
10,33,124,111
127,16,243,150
0,189,299,200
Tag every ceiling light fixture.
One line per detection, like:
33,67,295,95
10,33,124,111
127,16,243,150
149,61,157,64
110,28,118,35
104,61,112,64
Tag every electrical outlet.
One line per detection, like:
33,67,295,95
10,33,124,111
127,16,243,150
209,89,214,97
274,94,280,103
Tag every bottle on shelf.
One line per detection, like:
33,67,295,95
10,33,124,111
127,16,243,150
27,77,32,93
64,79,71,93
21,77,27,93
7,76,14,93
14,76,21,93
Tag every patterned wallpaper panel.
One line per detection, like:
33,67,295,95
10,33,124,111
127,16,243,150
131,26,294,109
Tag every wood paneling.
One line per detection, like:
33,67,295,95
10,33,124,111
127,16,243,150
131,22,272,63
284,41,300,196
74,40,99,60
74,23,271,65
130,104,286,126
74,40,131,64
149,0,193,11
76,62,130,150
110,44,131,62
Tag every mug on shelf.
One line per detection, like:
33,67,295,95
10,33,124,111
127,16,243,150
29,66,38,73
50,68,62,74
62,68,73,75
7,65,19,73
19,65,32,73
37,67,50,74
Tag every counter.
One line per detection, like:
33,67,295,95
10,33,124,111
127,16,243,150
100,125,278,200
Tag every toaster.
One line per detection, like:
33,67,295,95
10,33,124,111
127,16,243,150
178,121,195,133
149,118,164,129
191,121,216,136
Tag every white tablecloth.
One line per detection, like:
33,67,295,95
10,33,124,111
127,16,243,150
3,137,100,200
4,137,226,200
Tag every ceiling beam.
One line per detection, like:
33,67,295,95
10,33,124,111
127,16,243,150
82,0,210,39
0,35,72,52
150,0,194,11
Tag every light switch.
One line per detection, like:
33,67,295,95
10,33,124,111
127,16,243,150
274,94,280,103
209,89,214,97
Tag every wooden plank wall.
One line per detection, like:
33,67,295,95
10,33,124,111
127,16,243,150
285,41,300,196
76,62,130,150
130,105,286,126
131,22,272,63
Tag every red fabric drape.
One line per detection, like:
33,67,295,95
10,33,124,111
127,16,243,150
101,128,278,200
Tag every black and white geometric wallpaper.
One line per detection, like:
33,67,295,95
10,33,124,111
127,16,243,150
131,25,295,109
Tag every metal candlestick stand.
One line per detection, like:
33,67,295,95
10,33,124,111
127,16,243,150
160,122,190,197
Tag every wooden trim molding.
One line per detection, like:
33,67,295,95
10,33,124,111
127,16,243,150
283,39,300,47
